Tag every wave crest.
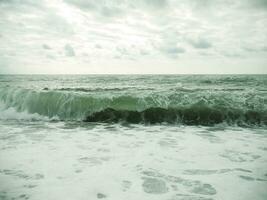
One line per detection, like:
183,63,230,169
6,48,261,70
0,86,266,126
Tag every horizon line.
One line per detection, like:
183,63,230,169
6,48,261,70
0,73,266,75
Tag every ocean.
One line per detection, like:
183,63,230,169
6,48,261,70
0,75,266,200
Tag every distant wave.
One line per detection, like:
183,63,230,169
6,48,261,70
0,86,266,127
49,86,154,92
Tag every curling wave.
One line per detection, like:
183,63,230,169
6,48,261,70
0,86,266,126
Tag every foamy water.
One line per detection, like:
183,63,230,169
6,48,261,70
0,122,266,200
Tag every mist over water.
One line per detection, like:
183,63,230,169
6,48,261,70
0,75,266,200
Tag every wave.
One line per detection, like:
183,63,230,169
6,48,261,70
0,86,266,126
84,107,267,126
0,102,50,121
45,86,154,92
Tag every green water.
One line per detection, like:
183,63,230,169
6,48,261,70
0,75,266,200
0,75,266,126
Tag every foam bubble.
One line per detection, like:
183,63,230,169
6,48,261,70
0,102,50,121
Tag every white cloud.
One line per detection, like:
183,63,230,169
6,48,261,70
0,0,266,74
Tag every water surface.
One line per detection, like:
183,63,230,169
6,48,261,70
0,75,266,200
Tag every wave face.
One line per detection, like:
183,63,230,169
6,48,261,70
0,75,266,126
85,107,266,126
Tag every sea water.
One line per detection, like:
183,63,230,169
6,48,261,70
0,75,266,200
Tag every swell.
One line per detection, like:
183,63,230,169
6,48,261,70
0,86,266,126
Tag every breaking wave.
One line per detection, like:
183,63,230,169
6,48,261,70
0,86,266,126
85,107,266,126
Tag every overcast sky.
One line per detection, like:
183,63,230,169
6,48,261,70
0,0,267,74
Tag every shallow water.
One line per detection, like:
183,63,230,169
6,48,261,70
0,122,267,200
0,75,266,200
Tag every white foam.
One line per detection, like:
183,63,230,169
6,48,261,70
0,123,266,200
0,102,49,121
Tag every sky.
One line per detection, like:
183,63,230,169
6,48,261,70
0,0,267,74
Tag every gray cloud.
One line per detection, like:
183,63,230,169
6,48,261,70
95,44,102,49
46,54,56,60
140,49,149,55
168,47,185,54
64,0,169,18
64,0,125,18
135,0,169,10
249,0,267,9
64,0,95,10
116,46,128,55
188,38,212,49
42,44,51,50
160,45,186,59
64,44,75,57
0,0,43,7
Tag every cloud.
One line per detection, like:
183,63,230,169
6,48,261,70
95,44,102,49
140,49,149,55
188,37,212,49
42,44,51,50
0,0,43,7
160,45,186,59
64,0,125,18
64,0,169,19
64,0,95,10
249,0,267,9
116,46,128,55
64,44,75,57
46,54,56,60
135,0,169,10
0,0,266,74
